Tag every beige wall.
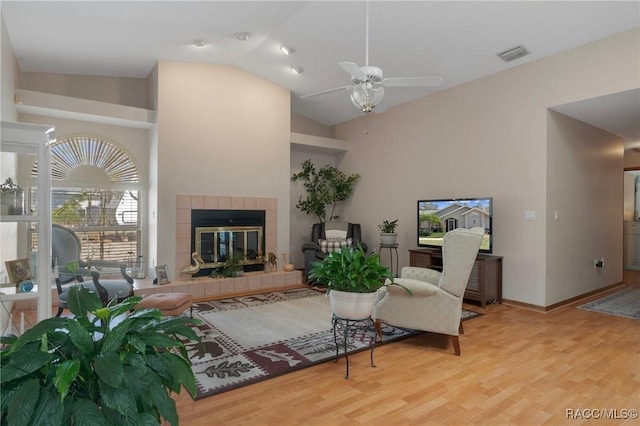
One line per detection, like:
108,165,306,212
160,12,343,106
546,111,623,306
154,61,291,274
291,113,333,138
19,72,148,109
335,29,639,307
1,11,17,122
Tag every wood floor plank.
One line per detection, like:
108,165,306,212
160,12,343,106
173,273,640,425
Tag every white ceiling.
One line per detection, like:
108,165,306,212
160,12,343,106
2,1,639,139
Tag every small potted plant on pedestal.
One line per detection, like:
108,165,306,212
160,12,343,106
308,245,411,320
379,219,398,245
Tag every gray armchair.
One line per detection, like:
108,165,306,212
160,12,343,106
52,223,134,316
302,221,367,282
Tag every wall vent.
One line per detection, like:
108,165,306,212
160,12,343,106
497,45,530,63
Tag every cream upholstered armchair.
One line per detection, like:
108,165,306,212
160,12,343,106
373,227,484,356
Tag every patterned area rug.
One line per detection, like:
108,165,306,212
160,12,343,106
578,288,640,319
186,288,482,399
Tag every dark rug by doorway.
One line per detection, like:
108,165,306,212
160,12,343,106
185,288,482,399
578,287,640,319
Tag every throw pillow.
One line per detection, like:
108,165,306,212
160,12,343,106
318,238,353,253
325,229,348,240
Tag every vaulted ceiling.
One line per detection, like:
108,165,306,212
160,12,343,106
2,1,639,140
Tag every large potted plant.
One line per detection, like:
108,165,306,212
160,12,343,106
0,286,200,425
308,245,411,320
291,159,360,223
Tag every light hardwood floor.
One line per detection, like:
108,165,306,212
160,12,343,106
173,272,640,425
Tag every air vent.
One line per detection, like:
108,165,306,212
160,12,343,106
497,45,530,63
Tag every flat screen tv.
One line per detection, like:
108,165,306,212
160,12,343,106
417,197,493,253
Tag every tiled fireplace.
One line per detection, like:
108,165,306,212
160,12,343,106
176,195,278,274
161,194,302,300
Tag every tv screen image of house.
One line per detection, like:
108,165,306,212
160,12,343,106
417,197,493,253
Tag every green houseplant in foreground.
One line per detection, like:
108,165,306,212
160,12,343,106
308,245,411,319
0,286,200,426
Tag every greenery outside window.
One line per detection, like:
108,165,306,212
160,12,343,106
31,136,142,265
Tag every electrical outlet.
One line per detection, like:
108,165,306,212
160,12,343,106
594,258,604,268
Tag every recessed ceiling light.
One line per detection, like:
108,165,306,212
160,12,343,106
193,39,207,48
280,45,295,55
235,32,251,41
290,66,304,74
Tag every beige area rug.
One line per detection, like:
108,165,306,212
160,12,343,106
185,288,482,399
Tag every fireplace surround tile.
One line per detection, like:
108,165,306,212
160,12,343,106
190,196,204,209
204,196,218,210
174,194,283,297
217,196,232,209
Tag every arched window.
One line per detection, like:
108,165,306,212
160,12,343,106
33,136,142,263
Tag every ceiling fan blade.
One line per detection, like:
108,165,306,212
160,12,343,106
382,76,444,87
338,62,367,82
300,85,355,99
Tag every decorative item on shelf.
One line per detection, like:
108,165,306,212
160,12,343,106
0,286,200,424
379,219,398,245
308,244,411,320
29,247,37,280
4,258,31,288
132,255,146,279
263,252,277,273
0,178,24,215
282,250,295,271
180,252,204,277
154,264,171,285
18,280,33,293
291,159,360,223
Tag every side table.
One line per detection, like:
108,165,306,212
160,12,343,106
379,243,399,277
332,315,376,379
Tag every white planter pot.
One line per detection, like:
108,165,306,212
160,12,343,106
380,233,397,245
329,289,378,320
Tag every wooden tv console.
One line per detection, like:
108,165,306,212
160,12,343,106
408,248,503,308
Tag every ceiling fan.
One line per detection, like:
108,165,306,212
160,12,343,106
300,1,444,114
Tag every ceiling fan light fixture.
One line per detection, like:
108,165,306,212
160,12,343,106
351,85,384,113
192,39,207,48
280,45,295,55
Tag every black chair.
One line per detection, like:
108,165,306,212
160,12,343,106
301,221,367,282
52,223,134,316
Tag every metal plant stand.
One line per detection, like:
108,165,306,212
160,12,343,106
332,314,376,379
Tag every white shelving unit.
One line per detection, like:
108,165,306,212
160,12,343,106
1,121,54,325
